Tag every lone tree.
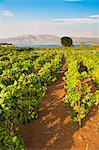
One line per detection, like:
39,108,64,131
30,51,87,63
61,36,73,46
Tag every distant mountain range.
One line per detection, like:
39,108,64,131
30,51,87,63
0,35,99,45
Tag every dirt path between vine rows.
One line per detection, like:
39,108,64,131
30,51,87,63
20,66,99,150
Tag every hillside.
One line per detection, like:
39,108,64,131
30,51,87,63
0,35,60,45
0,35,99,45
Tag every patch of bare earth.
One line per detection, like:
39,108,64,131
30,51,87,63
20,67,99,150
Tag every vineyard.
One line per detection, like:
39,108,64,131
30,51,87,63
0,46,99,149
64,48,99,125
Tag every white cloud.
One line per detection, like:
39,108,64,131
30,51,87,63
0,17,99,38
0,20,40,38
89,15,99,19
1,10,14,17
51,17,99,24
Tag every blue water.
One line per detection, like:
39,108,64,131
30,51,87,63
16,43,92,48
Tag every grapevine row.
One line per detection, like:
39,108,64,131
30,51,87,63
64,48,99,125
0,46,63,149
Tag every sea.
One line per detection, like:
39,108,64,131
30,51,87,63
16,43,92,48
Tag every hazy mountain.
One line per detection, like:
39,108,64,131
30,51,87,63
0,35,60,45
0,35,99,45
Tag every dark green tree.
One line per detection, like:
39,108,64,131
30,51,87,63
61,36,73,46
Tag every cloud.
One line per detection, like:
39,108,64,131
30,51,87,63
0,17,99,38
51,17,99,24
89,15,99,19
2,10,14,17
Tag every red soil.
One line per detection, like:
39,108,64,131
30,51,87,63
20,69,99,150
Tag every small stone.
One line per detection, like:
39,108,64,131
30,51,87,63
46,130,50,134
90,117,94,121
55,132,60,138
77,134,83,142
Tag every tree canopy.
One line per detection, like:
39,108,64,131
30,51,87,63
61,36,73,46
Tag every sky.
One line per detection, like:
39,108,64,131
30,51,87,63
0,0,99,38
